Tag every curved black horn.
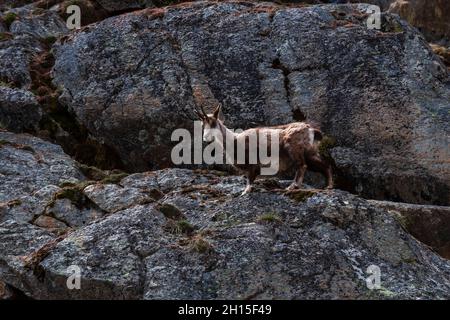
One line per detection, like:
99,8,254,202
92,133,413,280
199,105,208,119
193,105,205,120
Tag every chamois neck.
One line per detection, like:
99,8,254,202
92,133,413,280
217,121,235,140
215,121,236,153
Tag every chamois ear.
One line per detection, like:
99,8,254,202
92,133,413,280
213,103,222,119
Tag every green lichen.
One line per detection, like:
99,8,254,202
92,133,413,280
3,12,17,29
190,236,212,253
177,220,195,234
165,219,195,235
318,135,336,160
51,180,94,209
287,189,317,202
159,203,185,220
391,210,411,230
76,163,128,183
76,163,107,180
147,188,164,201
257,212,282,224
100,172,128,184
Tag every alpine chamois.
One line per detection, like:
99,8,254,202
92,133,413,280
194,103,333,195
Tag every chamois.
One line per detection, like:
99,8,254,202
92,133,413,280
194,103,333,195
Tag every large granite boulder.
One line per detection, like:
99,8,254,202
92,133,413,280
0,6,67,133
51,1,449,205
0,131,85,223
1,168,450,299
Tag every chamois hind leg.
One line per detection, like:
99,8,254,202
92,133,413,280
286,148,308,190
241,166,259,195
241,167,259,196
306,153,334,189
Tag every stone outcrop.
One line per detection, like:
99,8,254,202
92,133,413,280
0,0,449,300
0,131,85,223
1,167,450,299
50,1,449,205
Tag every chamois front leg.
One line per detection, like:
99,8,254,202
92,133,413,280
241,167,258,196
287,164,307,190
325,166,334,189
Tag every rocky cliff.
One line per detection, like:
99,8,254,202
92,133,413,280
0,0,449,300
1,134,450,299
50,1,450,205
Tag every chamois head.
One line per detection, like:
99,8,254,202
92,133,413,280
194,103,223,142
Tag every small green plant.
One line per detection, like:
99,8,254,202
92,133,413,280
77,163,107,180
101,172,128,184
165,219,195,235
51,180,94,209
257,212,282,224
147,188,164,201
287,189,317,202
158,203,185,220
3,12,18,29
176,220,195,234
187,235,213,253
318,135,336,160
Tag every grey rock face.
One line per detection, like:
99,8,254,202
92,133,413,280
48,197,103,227
52,1,449,205
0,131,84,223
83,183,154,213
369,200,450,259
0,7,67,88
1,168,450,299
0,219,56,297
0,34,41,88
9,9,67,39
0,87,42,132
